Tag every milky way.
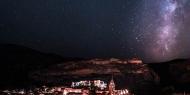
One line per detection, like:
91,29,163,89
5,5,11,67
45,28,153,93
157,0,179,56
140,0,187,62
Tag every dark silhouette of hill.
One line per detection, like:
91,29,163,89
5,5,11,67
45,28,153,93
147,59,190,92
0,44,64,88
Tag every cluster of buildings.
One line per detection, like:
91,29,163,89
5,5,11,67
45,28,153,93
71,80,107,90
88,58,142,65
1,77,132,95
69,78,130,95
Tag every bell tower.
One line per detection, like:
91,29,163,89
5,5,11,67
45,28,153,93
109,75,115,95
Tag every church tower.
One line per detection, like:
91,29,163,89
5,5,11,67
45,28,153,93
109,75,115,95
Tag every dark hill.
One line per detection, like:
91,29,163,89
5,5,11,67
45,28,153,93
0,44,64,88
147,59,190,92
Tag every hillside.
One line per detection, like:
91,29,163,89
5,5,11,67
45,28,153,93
147,59,190,92
0,44,64,88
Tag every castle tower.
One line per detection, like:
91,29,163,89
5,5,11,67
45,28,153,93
109,76,115,95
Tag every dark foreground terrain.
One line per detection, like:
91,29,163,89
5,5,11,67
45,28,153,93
0,44,190,95
0,44,64,88
148,59,190,94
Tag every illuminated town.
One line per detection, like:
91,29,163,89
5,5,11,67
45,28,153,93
0,77,132,95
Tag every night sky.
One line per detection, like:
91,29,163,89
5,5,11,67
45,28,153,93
0,0,190,63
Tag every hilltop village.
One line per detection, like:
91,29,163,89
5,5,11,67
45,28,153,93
1,77,133,95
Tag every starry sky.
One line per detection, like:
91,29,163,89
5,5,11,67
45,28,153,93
0,0,190,63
